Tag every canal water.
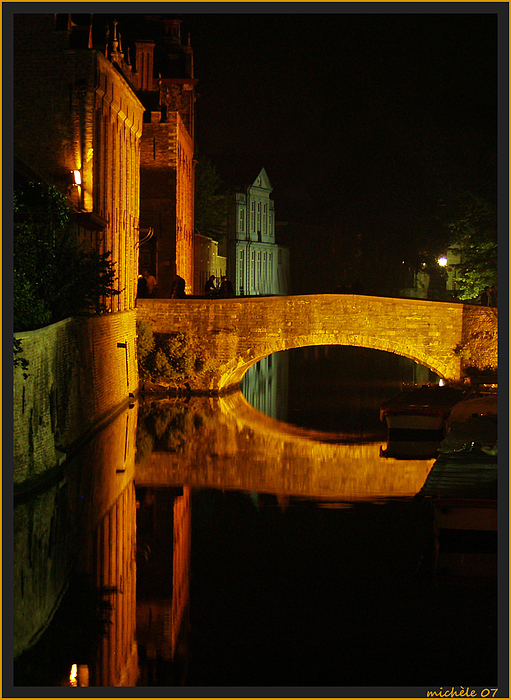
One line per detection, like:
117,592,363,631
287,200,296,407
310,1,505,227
12,346,499,692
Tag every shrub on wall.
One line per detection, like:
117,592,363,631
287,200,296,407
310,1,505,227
136,320,212,382
14,181,120,333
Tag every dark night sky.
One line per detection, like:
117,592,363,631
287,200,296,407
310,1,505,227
10,4,504,294
127,6,502,293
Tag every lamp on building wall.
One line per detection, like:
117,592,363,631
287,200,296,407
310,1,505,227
72,169,82,186
134,227,154,249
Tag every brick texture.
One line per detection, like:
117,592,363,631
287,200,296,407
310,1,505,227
14,15,144,312
13,311,137,486
139,112,195,296
136,295,498,392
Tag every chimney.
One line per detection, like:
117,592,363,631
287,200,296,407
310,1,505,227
135,40,155,91
163,19,181,43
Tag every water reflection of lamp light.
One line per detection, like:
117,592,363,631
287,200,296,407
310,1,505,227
69,664,78,686
68,663,89,686
437,255,448,266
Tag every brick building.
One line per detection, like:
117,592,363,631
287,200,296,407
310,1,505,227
226,168,290,296
134,18,197,297
194,233,226,295
13,14,145,312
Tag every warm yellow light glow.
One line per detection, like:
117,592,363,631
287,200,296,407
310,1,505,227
73,170,82,186
77,665,90,687
437,255,448,266
69,664,78,687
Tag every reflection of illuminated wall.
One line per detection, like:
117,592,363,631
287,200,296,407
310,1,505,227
134,485,191,685
14,404,138,679
90,483,138,687
240,352,289,422
135,394,434,500
171,486,191,660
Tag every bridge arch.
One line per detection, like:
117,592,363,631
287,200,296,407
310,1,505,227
137,294,497,393
225,332,448,388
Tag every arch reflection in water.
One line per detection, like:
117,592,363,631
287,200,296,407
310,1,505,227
135,392,434,501
242,345,437,434
14,404,138,687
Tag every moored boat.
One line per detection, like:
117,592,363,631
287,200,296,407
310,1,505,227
416,448,498,583
445,391,498,430
438,390,498,455
379,384,468,436
379,440,440,460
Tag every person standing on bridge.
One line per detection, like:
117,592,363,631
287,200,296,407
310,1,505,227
480,286,493,306
204,275,218,297
143,270,157,297
219,276,234,298
171,275,187,298
137,273,148,298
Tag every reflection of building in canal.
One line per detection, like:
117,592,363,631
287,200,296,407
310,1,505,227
135,485,191,686
89,482,138,687
13,405,138,687
240,351,289,422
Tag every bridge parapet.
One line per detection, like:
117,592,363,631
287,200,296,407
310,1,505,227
136,295,497,393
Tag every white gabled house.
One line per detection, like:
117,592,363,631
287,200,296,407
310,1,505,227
226,168,290,296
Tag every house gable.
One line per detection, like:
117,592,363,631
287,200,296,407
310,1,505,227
250,168,273,195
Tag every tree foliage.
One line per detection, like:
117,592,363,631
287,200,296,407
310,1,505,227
446,191,497,301
194,157,227,242
136,321,212,381
13,181,121,332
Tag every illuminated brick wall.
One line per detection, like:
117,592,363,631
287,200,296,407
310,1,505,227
175,116,195,294
13,311,137,487
139,112,195,297
194,233,227,294
14,15,144,312
90,53,143,311
136,295,498,392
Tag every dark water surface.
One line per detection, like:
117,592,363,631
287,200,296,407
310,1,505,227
12,347,500,692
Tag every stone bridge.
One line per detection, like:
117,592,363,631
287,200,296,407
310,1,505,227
136,294,497,393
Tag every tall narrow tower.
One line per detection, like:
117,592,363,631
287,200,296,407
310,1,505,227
136,17,197,296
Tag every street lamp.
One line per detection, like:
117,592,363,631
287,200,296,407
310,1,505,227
437,255,448,267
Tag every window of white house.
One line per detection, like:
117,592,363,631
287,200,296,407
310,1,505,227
263,203,267,233
257,202,261,234
239,249,245,290
239,208,245,233
251,202,255,232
